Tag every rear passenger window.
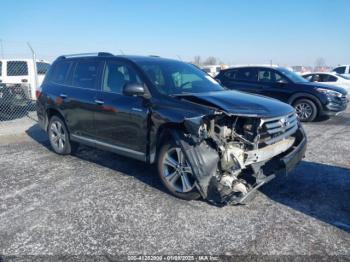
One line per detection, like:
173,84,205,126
7,61,28,76
51,62,72,84
236,68,257,82
72,61,100,89
323,75,337,82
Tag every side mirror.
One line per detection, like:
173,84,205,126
123,83,145,96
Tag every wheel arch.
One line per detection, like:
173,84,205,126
288,92,322,116
149,122,185,164
45,108,66,131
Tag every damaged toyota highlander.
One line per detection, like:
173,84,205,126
36,53,307,206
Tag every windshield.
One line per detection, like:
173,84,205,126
278,67,309,83
138,60,224,95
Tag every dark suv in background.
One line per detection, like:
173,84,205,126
37,53,306,206
215,66,348,121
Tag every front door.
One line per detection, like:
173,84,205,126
256,68,292,102
93,59,149,156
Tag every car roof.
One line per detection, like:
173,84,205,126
223,65,286,71
56,53,181,64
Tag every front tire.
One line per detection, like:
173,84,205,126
48,116,76,155
293,98,317,122
157,141,201,201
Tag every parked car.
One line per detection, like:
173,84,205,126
302,72,350,92
0,59,50,100
332,65,350,77
215,66,348,122
201,65,222,77
37,53,306,206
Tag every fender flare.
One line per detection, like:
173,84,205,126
45,106,66,131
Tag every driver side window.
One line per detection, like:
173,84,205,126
103,61,143,94
258,69,288,84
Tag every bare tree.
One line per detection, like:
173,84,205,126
203,56,217,65
315,57,326,71
193,56,202,66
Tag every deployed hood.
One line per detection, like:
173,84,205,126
300,82,348,94
176,90,294,118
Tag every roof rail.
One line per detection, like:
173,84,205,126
58,52,114,59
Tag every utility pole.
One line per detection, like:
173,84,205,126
27,42,38,99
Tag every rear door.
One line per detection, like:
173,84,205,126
219,67,260,94
93,59,149,156
50,59,103,139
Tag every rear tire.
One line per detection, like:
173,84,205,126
48,116,77,155
293,98,317,122
157,141,201,201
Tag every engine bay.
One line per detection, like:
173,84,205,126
176,111,303,206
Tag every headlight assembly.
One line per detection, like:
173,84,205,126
316,88,343,98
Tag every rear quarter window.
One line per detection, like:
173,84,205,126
7,61,28,76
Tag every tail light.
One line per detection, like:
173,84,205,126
36,90,41,99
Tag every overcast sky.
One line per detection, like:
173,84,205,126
1,0,349,66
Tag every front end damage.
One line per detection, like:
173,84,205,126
171,111,307,206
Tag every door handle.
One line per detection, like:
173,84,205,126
94,99,104,105
60,93,67,99
21,79,28,83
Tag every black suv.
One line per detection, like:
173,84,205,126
215,66,348,122
37,53,306,206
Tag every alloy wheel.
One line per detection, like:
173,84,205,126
295,102,313,121
49,120,66,152
162,147,195,193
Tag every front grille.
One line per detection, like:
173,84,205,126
259,112,298,145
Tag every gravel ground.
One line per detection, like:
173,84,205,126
0,109,349,259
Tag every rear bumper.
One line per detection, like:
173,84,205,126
36,101,48,131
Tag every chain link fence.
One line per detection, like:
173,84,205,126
0,83,37,121
0,56,50,133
